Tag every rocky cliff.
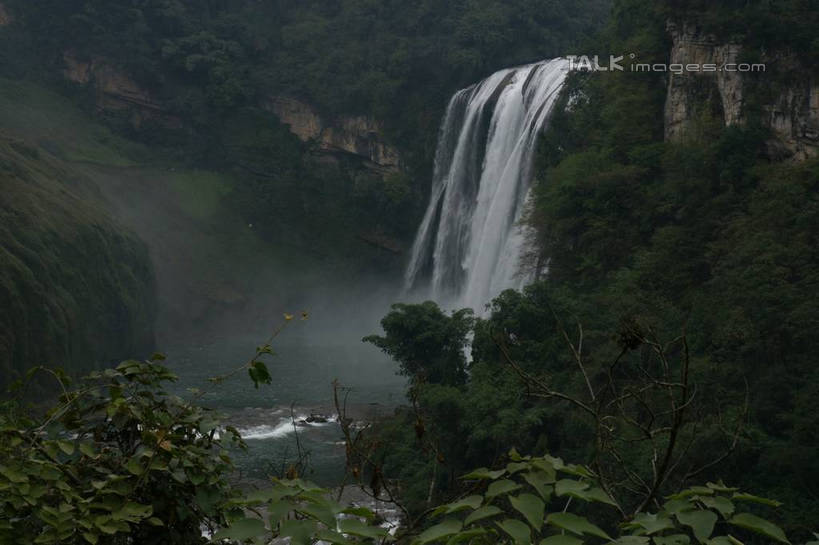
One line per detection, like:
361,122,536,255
0,3,11,26
665,22,818,160
265,96,401,172
63,52,181,128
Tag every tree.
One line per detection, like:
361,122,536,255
364,302,474,389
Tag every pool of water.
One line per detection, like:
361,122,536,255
163,335,406,486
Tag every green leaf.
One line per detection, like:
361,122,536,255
79,442,96,458
707,537,743,545
585,487,618,506
341,506,376,520
705,482,738,493
0,465,28,483
652,535,690,545
338,518,388,539
623,512,674,535
280,519,318,545
509,493,545,530
124,458,144,476
509,448,525,461
56,440,75,456
117,502,153,520
435,495,483,516
697,496,734,518
531,460,558,482
460,468,506,480
662,499,693,516
497,519,531,544
728,513,790,544
82,532,98,544
297,502,338,527
555,479,589,498
672,487,714,499
486,479,521,499
507,462,531,474
540,535,584,545
212,517,267,541
675,510,717,543
446,528,488,545
554,480,617,506
523,471,555,501
464,505,503,526
315,529,356,545
248,361,272,389
546,513,611,540
609,538,650,545
731,493,783,508
416,518,463,544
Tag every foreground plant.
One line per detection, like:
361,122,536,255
212,478,392,544
0,357,243,544
413,450,795,545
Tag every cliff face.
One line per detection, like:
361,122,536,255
63,52,181,128
265,96,402,172
0,3,11,26
665,22,818,160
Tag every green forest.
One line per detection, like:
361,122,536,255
1,0,818,544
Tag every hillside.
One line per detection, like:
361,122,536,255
0,135,155,387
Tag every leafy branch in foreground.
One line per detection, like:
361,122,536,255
413,450,793,545
208,449,801,545
0,357,243,545
212,478,393,544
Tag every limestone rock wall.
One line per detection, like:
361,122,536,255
266,96,401,171
665,22,818,160
63,52,181,128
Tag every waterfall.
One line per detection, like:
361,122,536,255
404,58,569,312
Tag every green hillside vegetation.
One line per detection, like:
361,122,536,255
359,0,819,539
0,136,155,389
1,0,818,542
0,0,611,257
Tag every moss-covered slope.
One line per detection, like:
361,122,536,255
0,137,155,387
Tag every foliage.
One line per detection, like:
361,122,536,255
211,478,392,545
417,450,792,545
0,357,241,544
364,302,475,389
0,0,612,270
0,347,804,545
522,18,819,530
0,137,155,391
662,0,819,68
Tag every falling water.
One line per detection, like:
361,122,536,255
405,58,569,312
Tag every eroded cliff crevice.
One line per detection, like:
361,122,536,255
265,96,402,173
63,52,182,129
665,21,818,161
0,2,11,26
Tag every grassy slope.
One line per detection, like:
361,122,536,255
0,135,155,384
0,77,355,358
